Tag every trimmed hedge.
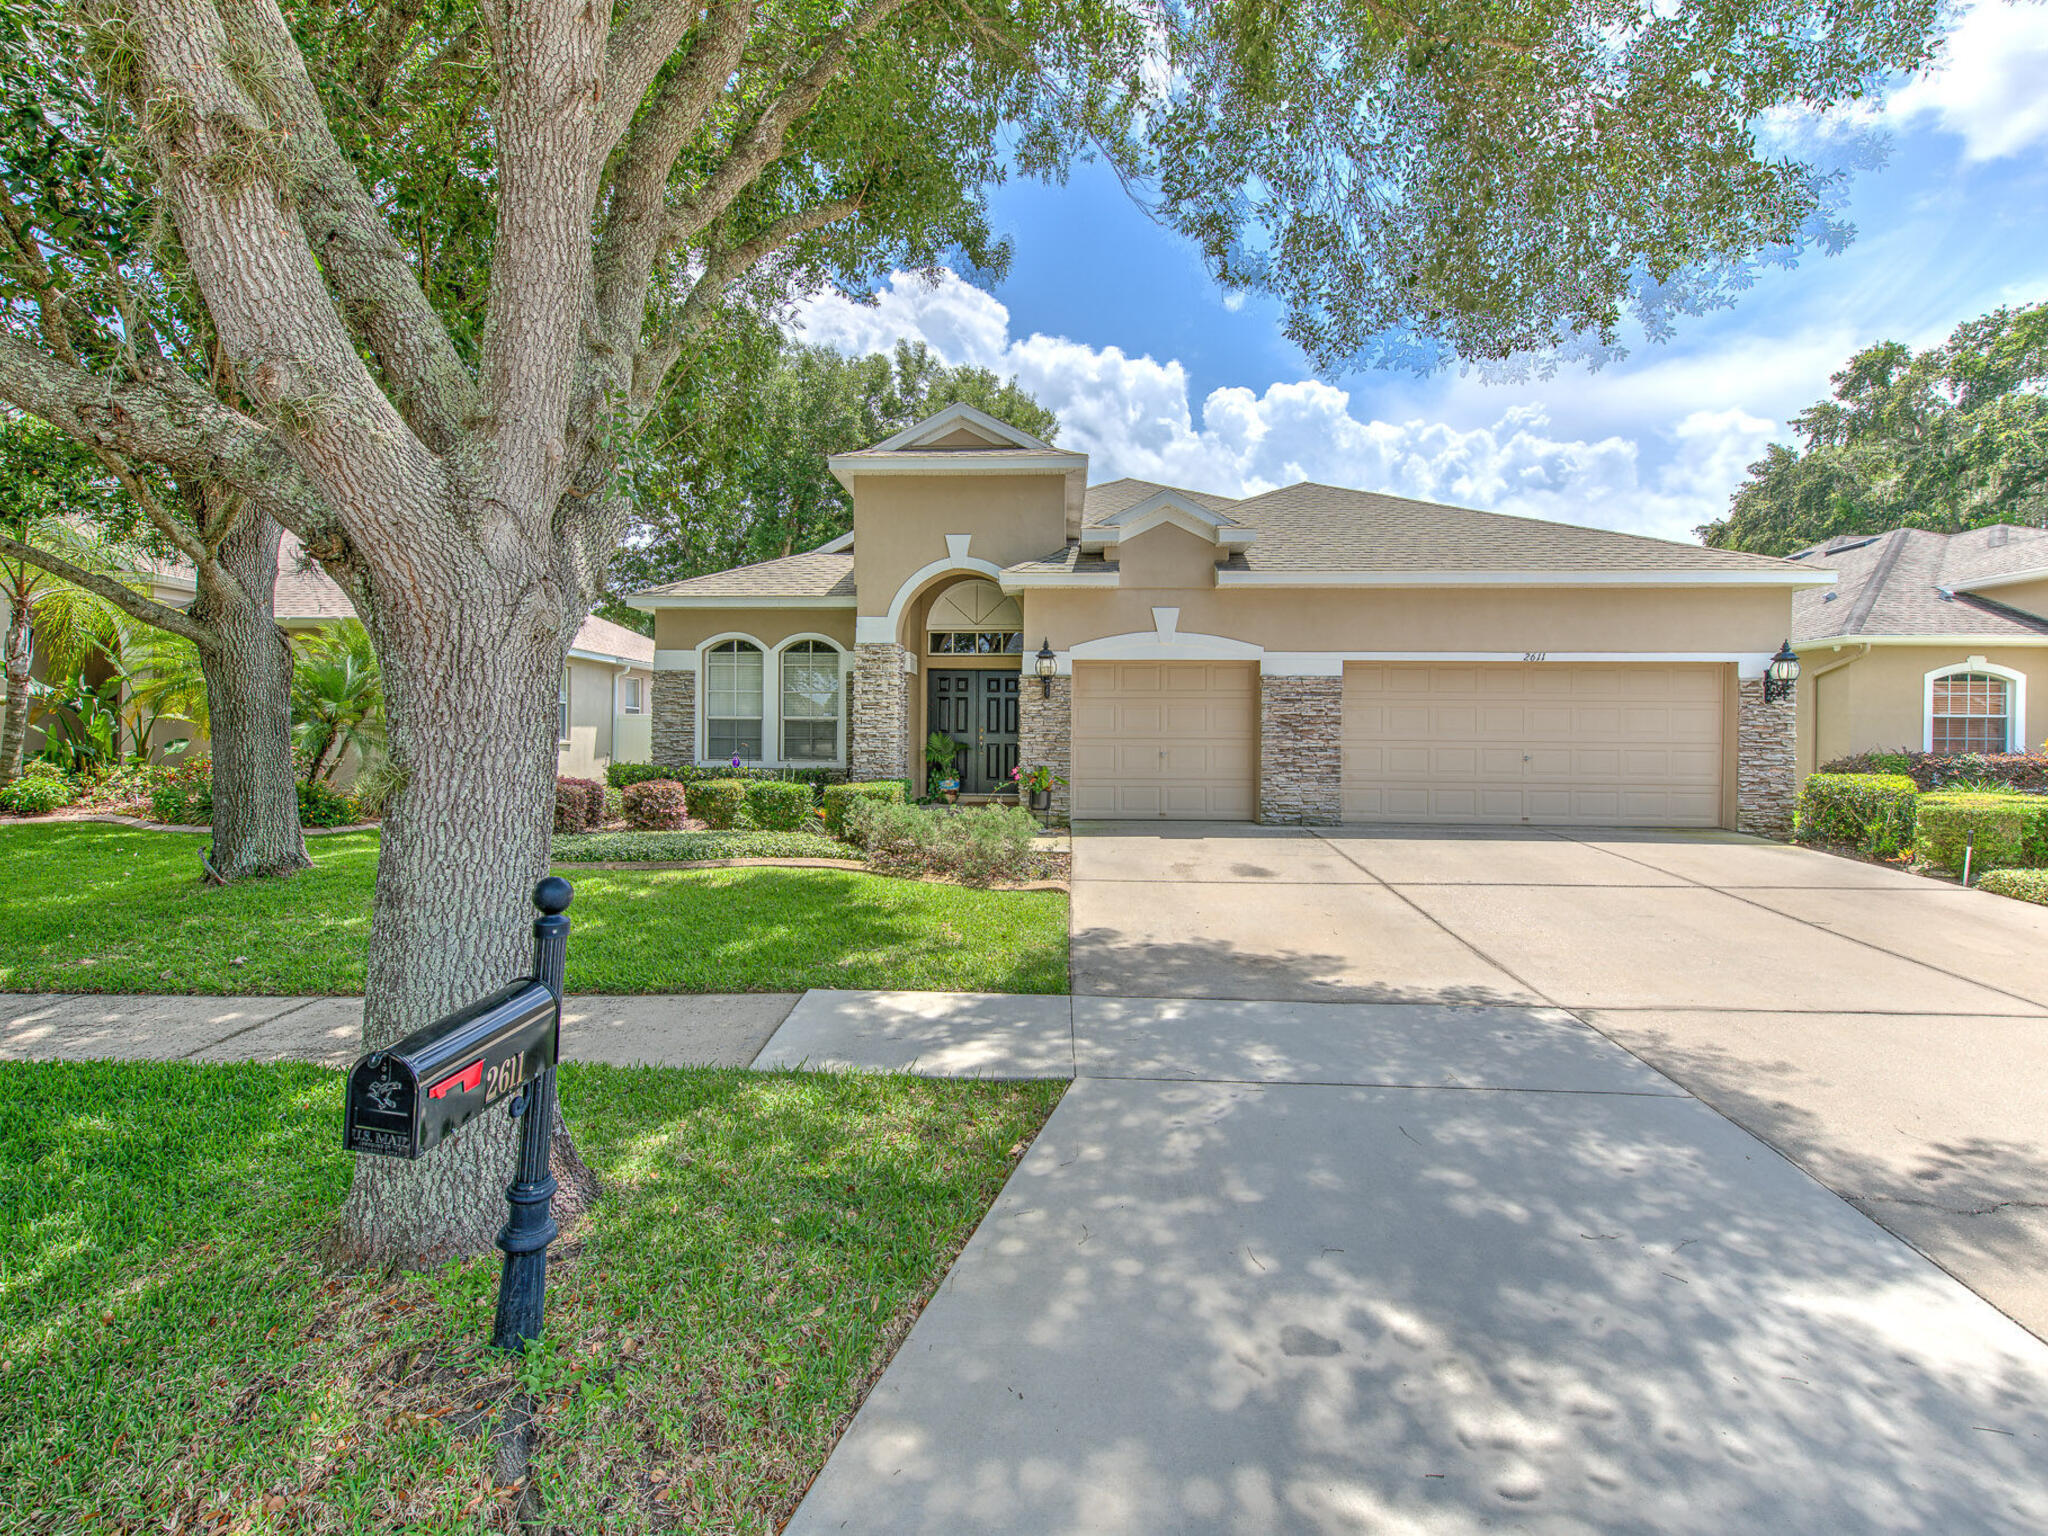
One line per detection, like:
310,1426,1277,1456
1822,749,2048,793
605,760,848,795
745,779,814,831
821,780,907,837
622,779,690,830
551,829,857,863
687,778,750,830
1913,791,2048,876
554,776,606,833
1793,773,1920,856
1978,868,2048,905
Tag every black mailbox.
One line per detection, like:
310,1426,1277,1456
344,978,559,1160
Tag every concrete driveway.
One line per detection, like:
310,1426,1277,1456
1074,822,2048,1335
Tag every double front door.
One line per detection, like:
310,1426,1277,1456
929,670,1019,794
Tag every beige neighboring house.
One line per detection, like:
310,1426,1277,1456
629,403,1830,833
1787,524,2048,776
139,533,655,782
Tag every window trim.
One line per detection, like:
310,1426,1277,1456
1923,658,2026,754
693,632,849,768
703,636,767,763
778,637,844,764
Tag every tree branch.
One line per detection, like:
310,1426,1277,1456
677,196,868,330
592,0,712,171
0,532,210,646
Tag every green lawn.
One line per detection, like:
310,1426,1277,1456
0,823,1068,994
0,1058,1061,1532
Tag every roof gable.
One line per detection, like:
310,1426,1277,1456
865,402,1054,454
1082,488,1254,553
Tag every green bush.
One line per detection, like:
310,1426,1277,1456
551,829,856,863
1978,868,2048,905
845,800,1041,885
687,778,750,830
745,779,814,831
1913,790,2048,876
297,780,357,827
607,761,684,789
0,763,76,815
606,760,849,795
622,779,690,830
148,758,213,825
821,780,907,837
1793,773,1920,856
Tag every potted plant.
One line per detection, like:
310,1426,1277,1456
926,731,963,803
1014,763,1066,816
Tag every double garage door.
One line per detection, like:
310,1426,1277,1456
1072,659,1725,826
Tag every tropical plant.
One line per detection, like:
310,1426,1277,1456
291,622,385,785
927,731,963,780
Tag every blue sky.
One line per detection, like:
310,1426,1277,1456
799,1,2048,546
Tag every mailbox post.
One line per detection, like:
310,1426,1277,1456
342,877,574,1356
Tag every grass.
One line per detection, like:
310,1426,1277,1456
551,829,856,863
0,1058,1063,1533
0,823,1069,995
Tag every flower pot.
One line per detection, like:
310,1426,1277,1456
1028,788,1051,814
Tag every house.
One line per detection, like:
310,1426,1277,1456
142,533,656,782
627,404,1830,832
1787,524,2048,776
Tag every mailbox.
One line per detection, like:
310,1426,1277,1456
344,978,559,1160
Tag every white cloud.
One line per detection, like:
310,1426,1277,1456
1888,1,2048,161
797,272,1779,543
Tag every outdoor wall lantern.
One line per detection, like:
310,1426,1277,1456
1764,640,1801,704
1035,638,1057,697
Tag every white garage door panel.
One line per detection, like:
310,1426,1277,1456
1072,662,1256,820
1343,662,1724,827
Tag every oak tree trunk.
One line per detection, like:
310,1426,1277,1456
0,594,31,784
191,513,310,879
331,550,594,1264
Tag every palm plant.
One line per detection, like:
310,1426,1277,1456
117,624,211,749
1,518,134,782
292,621,385,784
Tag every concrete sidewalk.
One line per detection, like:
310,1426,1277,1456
0,991,796,1068
755,990,2048,1535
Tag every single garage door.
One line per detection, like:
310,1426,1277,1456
1072,661,1256,819
1342,662,1724,826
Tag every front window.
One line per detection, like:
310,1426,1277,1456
781,641,841,762
1931,671,2011,753
706,641,763,760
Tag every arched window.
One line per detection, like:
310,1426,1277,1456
705,640,763,761
1929,669,2012,754
781,641,842,762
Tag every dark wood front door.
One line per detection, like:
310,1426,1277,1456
928,670,1019,794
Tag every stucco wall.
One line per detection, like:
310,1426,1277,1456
852,473,1067,619
1971,577,2048,618
653,604,855,653
1798,643,2048,771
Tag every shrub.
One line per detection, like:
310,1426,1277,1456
552,829,856,863
297,779,357,827
621,778,690,830
1793,773,1920,856
845,800,1040,885
687,778,750,830
554,776,605,833
1822,749,2048,793
0,763,76,816
1978,868,2048,905
745,779,814,831
607,761,684,789
821,779,907,837
1913,790,2048,876
149,758,213,825
605,761,848,795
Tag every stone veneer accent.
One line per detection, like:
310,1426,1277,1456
1736,676,1797,838
851,641,909,781
1016,675,1072,825
1258,674,1343,825
651,669,695,766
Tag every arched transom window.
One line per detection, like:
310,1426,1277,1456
927,579,1022,655
1929,669,2012,754
781,641,842,762
705,640,764,761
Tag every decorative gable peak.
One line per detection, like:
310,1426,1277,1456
865,401,1054,453
1082,488,1256,554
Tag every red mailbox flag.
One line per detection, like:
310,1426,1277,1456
428,1058,484,1099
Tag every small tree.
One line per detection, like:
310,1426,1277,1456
292,620,385,785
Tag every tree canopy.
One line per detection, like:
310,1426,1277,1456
1701,303,2048,556
606,335,1056,617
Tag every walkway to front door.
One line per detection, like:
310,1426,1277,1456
927,668,1018,794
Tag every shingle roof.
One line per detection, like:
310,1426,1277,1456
1005,546,1119,577
1082,478,1242,525
1211,482,1798,574
569,612,655,666
1790,526,2048,642
629,547,857,602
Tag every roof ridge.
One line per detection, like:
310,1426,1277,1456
1841,528,1911,636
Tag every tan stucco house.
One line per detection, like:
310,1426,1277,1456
628,404,1830,832
1788,524,2048,776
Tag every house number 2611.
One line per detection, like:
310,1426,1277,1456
1522,652,1548,662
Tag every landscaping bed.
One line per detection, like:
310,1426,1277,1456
1793,768,2048,903
551,829,856,864
0,824,1069,995
0,1057,1062,1533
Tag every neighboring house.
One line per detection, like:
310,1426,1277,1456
140,534,655,781
1787,525,2048,776
629,404,1828,832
